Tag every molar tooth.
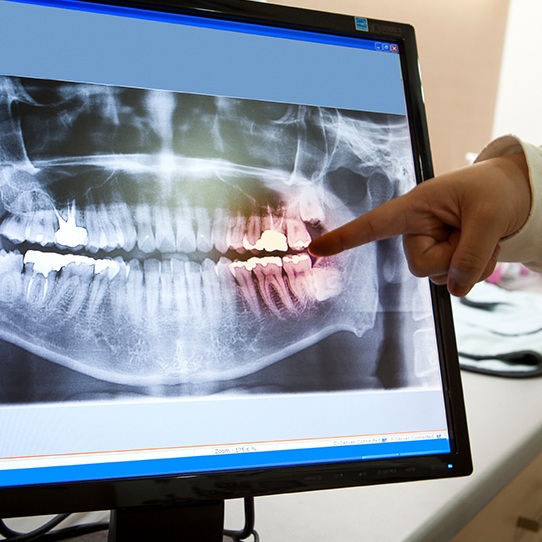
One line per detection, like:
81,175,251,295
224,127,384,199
285,218,311,251
25,209,57,246
134,204,156,253
154,206,176,253
312,264,343,301
194,208,213,253
175,203,196,253
0,213,28,244
230,260,261,316
251,256,295,318
48,262,93,318
212,208,229,254
283,253,313,304
0,251,24,304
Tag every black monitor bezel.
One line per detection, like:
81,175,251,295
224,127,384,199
0,0,471,520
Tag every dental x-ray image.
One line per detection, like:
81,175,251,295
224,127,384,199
0,75,440,403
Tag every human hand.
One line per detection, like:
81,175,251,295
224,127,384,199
309,154,531,297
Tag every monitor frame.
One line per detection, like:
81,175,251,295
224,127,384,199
0,0,471,526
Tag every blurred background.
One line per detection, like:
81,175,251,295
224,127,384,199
256,0,542,175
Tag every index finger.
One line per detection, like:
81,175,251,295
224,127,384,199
308,196,409,257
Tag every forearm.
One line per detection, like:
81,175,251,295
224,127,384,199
475,135,542,271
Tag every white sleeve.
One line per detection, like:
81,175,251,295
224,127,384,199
474,135,542,271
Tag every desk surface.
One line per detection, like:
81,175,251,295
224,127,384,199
224,371,542,541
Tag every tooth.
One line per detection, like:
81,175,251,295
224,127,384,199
228,213,246,252
252,230,287,253
125,259,144,324
212,208,229,254
0,213,28,244
299,187,325,225
261,208,285,235
175,204,197,253
154,206,176,253
215,257,236,311
251,256,295,317
285,218,311,251
201,258,221,323
114,201,137,252
283,253,313,304
312,265,343,301
194,207,213,253
135,205,156,253
245,215,261,247
143,258,161,321
95,202,117,252
87,265,119,318
24,265,51,308
48,262,93,318
25,209,57,246
158,259,174,313
185,261,203,319
171,258,189,320
0,250,24,304
230,260,261,316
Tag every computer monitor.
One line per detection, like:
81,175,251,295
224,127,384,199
0,0,471,538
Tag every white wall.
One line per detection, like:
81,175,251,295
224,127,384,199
492,0,542,144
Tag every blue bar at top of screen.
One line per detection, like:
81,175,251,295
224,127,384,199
10,0,399,55
0,439,450,488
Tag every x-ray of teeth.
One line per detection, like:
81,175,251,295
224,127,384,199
0,75,439,403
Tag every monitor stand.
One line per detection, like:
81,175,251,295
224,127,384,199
108,500,225,542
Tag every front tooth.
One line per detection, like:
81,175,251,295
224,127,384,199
154,206,176,253
171,258,189,321
212,208,229,254
283,253,313,305
185,261,203,319
135,205,156,253
285,218,311,251
96,202,117,252
175,203,197,253
159,259,174,313
0,250,24,304
194,208,213,253
251,256,295,318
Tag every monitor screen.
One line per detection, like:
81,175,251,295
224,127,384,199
0,0,471,534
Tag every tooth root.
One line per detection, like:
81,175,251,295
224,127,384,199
195,207,213,253
185,261,203,318
246,215,261,246
159,259,174,312
0,251,24,304
154,206,176,253
252,256,295,318
135,205,156,254
215,256,237,311
285,218,311,251
283,253,313,303
171,258,189,319
143,258,161,320
230,261,261,317
125,259,144,324
201,258,221,323
87,266,117,318
175,204,197,253
212,208,229,254
261,209,284,235
84,204,102,254
48,262,93,318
